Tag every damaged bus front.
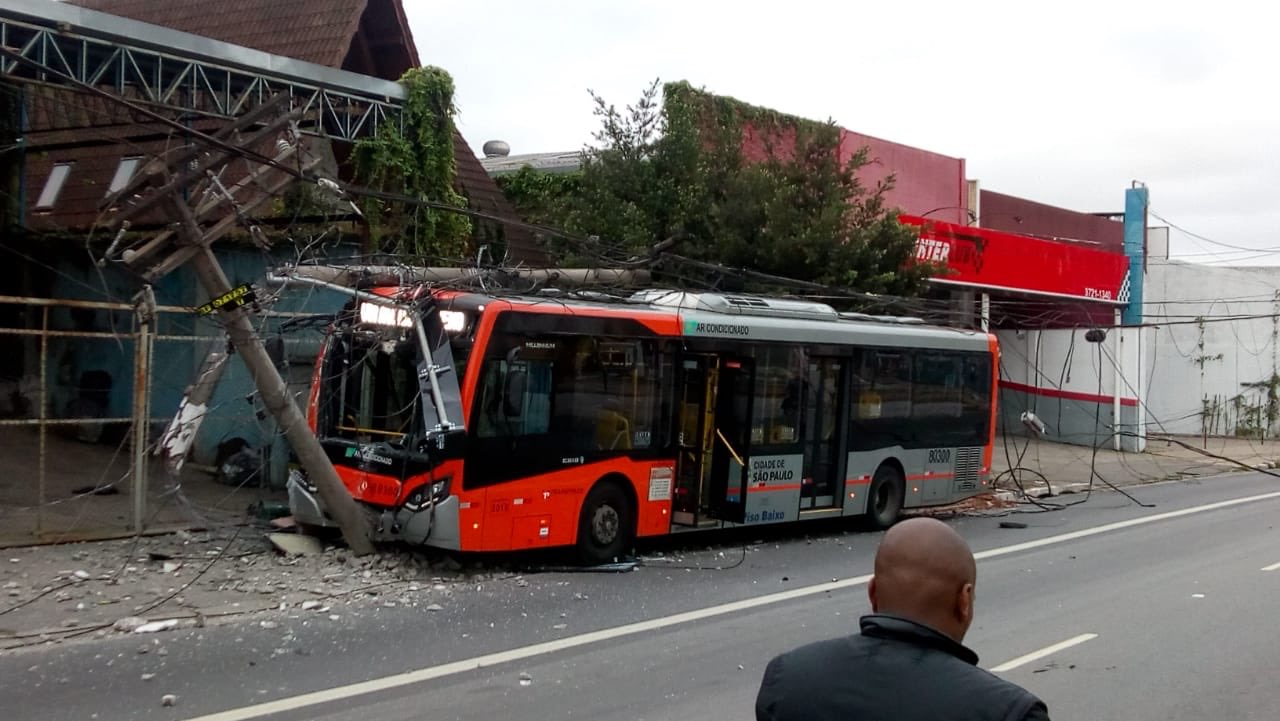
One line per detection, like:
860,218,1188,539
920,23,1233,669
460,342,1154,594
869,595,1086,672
288,286,471,547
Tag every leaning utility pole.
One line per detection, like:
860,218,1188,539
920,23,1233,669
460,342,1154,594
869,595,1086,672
100,96,374,555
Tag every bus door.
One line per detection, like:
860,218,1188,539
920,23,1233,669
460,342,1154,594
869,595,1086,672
672,354,753,526
800,357,845,510
706,357,753,523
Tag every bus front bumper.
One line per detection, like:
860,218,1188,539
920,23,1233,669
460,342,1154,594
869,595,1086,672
286,469,461,550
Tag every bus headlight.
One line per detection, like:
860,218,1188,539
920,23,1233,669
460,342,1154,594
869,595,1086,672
439,310,467,333
403,476,451,512
358,302,413,328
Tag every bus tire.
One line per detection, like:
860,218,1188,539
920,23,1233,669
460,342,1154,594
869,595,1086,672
576,480,634,565
866,463,905,530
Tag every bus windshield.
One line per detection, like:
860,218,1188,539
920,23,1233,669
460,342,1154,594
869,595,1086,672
330,334,421,442
323,329,472,444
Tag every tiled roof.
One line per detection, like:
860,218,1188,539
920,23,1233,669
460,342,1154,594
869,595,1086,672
66,0,366,68
24,132,290,234
453,134,542,262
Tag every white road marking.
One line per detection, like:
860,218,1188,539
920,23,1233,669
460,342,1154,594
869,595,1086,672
184,489,1280,721
989,633,1098,673
1262,561,1280,572
970,490,1280,563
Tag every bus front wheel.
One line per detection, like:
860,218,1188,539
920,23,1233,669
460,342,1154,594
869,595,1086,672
576,481,634,565
866,464,905,530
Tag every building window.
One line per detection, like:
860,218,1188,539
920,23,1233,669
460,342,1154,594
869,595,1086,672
35,162,73,210
106,157,143,196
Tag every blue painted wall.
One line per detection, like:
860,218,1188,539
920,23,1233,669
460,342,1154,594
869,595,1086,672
46,243,361,487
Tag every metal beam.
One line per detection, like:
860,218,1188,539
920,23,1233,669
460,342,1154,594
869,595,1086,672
1,0,403,142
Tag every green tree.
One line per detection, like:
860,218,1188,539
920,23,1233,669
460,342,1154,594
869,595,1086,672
495,165,582,233
506,80,935,297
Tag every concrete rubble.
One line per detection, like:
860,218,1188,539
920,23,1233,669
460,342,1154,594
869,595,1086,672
266,533,324,556
0,527,498,651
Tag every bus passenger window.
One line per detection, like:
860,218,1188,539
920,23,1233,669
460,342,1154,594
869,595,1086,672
476,332,660,455
962,356,992,409
961,355,993,444
858,391,883,419
858,351,910,419
475,358,552,439
595,399,632,450
914,354,962,418
566,339,659,454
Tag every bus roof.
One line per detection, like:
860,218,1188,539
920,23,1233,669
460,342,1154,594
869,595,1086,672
430,288,993,352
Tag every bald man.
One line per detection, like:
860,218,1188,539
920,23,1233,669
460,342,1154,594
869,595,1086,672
755,518,1051,721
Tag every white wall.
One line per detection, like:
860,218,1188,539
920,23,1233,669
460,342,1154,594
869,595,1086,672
998,328,1119,401
996,323,1151,452
990,257,1280,448
1145,260,1280,438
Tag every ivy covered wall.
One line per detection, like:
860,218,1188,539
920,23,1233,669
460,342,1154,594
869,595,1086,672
351,66,472,260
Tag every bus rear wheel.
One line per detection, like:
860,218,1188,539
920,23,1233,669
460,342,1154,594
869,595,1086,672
866,464,905,530
576,481,634,565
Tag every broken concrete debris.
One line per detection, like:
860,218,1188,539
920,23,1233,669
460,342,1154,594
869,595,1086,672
134,619,179,634
112,617,148,633
1,529,518,650
266,533,324,556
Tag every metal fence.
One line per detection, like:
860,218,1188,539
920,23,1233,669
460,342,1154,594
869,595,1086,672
0,293,304,547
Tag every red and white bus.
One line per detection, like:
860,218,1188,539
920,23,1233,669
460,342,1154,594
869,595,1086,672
288,288,999,563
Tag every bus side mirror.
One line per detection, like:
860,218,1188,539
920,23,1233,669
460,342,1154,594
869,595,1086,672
503,369,526,418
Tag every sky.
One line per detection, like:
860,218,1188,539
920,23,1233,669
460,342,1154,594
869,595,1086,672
406,0,1280,265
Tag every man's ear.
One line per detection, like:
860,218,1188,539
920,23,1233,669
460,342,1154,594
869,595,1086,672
868,576,879,613
956,582,975,626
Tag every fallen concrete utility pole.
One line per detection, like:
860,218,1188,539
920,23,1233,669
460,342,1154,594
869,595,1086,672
183,244,375,556
100,99,375,555
277,264,652,290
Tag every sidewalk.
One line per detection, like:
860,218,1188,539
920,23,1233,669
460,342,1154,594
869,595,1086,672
992,434,1280,496
3,434,1277,651
0,527,486,652
0,427,277,548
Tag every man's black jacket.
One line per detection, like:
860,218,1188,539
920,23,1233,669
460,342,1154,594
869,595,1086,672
755,614,1050,721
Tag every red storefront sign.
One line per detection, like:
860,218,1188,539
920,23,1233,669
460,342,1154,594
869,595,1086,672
900,215,1131,303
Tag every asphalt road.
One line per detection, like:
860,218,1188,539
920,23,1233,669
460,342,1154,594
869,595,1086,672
3,473,1279,721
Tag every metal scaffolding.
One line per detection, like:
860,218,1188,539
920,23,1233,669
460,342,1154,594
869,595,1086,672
1,0,403,141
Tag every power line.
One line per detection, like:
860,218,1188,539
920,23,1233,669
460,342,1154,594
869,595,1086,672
1152,209,1280,255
